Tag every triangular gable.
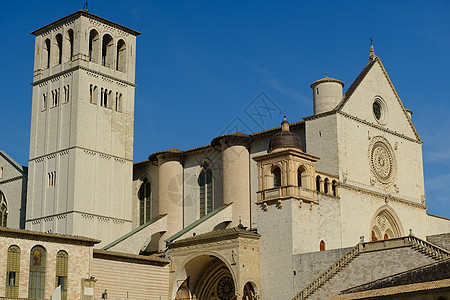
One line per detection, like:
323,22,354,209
0,150,26,179
335,57,421,142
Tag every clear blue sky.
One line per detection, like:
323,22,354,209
1,1,449,218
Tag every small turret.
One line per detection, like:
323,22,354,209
311,75,344,115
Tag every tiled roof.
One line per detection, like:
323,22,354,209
328,278,450,299
93,249,169,265
169,227,260,249
0,227,100,245
334,59,377,111
31,10,141,36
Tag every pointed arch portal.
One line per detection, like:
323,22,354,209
370,206,403,241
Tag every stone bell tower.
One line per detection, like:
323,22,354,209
25,10,140,246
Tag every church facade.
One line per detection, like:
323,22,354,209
0,9,450,300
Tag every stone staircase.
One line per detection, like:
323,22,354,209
292,235,450,300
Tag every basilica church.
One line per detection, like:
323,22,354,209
0,9,450,300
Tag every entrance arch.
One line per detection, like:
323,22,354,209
370,206,403,241
173,253,237,300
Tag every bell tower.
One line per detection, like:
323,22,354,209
26,10,140,246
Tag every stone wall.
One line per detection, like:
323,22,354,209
92,252,169,300
309,246,437,299
0,229,95,299
342,259,450,294
427,233,450,251
293,247,353,293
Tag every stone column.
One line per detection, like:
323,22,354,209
216,134,250,228
157,150,183,250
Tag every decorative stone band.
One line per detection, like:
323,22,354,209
339,183,427,210
0,175,26,185
338,111,422,144
29,146,133,163
25,210,132,224
32,65,137,87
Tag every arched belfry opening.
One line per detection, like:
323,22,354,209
370,206,403,241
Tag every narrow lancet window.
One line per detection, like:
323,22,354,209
138,178,152,225
199,162,213,217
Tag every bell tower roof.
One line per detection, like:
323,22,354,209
31,10,141,36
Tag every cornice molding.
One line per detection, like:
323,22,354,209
338,111,422,144
340,183,426,209
29,146,132,163
0,175,26,185
32,65,137,87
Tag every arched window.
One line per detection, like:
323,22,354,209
101,34,114,67
89,29,99,63
54,33,63,65
324,178,329,194
0,191,7,227
65,29,74,62
138,177,151,225
198,162,213,217
90,84,98,104
28,246,47,299
272,167,281,188
243,282,256,299
6,245,20,297
56,251,68,300
332,180,337,196
320,240,326,251
297,166,307,188
0,166,3,178
43,39,51,69
371,231,377,242
116,39,126,72
316,176,321,192
115,92,122,112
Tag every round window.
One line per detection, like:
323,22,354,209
372,97,388,125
